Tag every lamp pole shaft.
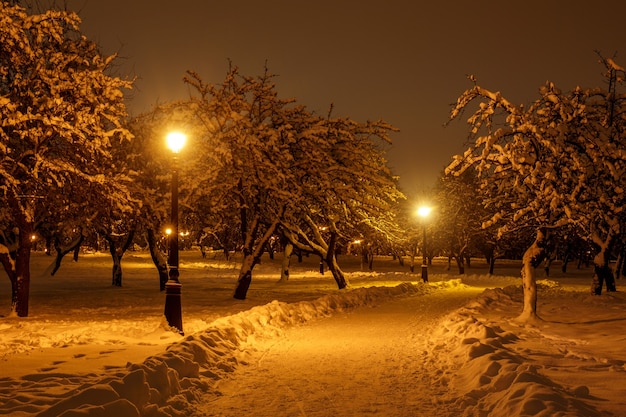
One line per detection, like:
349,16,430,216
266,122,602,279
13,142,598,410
165,155,183,334
169,157,179,271
421,223,428,282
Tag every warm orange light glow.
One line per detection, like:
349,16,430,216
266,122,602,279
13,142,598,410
417,206,431,218
166,132,187,153
165,228,172,236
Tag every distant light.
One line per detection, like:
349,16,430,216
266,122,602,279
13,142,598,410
165,228,172,236
31,234,37,241
353,239,361,244
417,206,431,218
166,132,187,153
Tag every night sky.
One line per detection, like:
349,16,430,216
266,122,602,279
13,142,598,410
75,0,626,194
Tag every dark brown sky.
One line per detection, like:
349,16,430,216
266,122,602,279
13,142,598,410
75,0,626,194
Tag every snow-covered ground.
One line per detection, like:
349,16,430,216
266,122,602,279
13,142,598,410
1,251,625,416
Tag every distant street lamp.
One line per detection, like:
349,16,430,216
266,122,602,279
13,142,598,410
164,131,186,335
417,206,432,282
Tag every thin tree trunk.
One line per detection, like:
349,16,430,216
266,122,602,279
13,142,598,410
111,251,123,287
14,229,32,317
147,228,169,291
518,228,548,322
233,219,279,300
325,232,348,289
104,229,135,287
279,241,293,282
1,221,34,317
326,251,348,289
615,245,624,280
234,253,256,299
591,229,617,295
51,232,84,276
455,255,465,275
561,253,570,273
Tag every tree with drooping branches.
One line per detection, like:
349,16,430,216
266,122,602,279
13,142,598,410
0,3,134,316
447,56,626,321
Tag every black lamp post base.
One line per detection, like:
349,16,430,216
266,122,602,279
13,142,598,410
421,265,428,283
164,280,183,335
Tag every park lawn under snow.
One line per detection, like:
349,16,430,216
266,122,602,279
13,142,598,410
0,251,625,416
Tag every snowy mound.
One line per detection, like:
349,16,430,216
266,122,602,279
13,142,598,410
2,282,430,416
428,286,604,417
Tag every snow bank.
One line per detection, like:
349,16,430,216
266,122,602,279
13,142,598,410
429,282,606,417
8,282,428,417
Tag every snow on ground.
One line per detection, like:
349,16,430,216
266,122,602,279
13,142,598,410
0,251,625,416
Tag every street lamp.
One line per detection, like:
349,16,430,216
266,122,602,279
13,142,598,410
417,206,431,282
164,131,186,335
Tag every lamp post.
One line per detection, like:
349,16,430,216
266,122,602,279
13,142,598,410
164,131,186,335
417,206,431,282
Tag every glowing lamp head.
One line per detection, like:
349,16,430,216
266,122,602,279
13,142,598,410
417,206,431,219
166,132,187,153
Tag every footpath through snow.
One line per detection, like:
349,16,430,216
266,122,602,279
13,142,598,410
196,285,480,416
2,275,625,417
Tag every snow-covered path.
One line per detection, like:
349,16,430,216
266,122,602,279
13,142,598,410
193,289,481,416
3,253,625,417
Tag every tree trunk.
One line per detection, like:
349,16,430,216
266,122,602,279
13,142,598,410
0,222,34,317
325,232,348,289
615,245,625,280
326,251,348,289
147,228,169,291
233,218,279,300
543,258,551,277
518,228,548,322
13,234,32,317
455,255,465,274
51,232,84,276
360,245,372,271
591,230,617,295
592,265,616,295
104,230,135,287
234,253,255,299
111,251,123,287
561,253,570,273
279,241,293,282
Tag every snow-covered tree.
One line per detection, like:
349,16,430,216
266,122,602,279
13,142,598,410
280,109,403,288
447,57,626,320
181,67,301,299
141,65,403,300
0,3,133,316
574,55,626,294
432,170,484,274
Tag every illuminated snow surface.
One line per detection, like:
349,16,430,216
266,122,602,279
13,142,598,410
1,251,625,416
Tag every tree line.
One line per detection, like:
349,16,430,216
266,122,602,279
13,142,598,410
0,3,405,317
